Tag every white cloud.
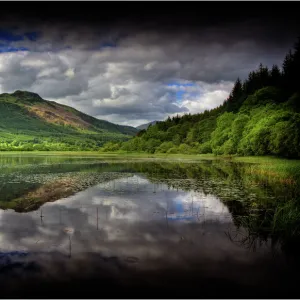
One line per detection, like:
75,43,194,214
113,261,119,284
65,68,75,78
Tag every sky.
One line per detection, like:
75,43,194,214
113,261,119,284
0,3,299,127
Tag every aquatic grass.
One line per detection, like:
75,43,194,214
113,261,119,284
272,200,300,237
229,196,300,255
235,156,300,182
244,164,300,185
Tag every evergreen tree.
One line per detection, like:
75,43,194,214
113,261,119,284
258,63,270,87
232,78,243,101
282,49,295,95
292,36,300,92
270,64,282,88
226,78,244,112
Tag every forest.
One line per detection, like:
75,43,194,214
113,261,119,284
101,37,300,158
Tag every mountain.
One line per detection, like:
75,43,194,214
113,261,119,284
0,90,138,151
136,121,158,130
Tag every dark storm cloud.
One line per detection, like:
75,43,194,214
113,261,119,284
0,2,299,126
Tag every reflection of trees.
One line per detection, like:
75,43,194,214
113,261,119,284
0,161,132,205
0,162,133,212
129,160,300,258
225,214,272,252
224,201,300,265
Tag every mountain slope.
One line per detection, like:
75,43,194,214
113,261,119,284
0,91,138,151
136,121,158,130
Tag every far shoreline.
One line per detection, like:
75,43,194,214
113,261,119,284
0,150,299,162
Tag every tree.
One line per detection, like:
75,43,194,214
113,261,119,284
270,64,282,89
231,114,250,153
282,49,295,95
211,112,235,154
232,78,243,99
226,78,245,112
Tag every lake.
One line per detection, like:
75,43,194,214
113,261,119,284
0,153,299,297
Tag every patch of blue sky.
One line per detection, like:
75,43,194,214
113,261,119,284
0,30,41,52
167,215,195,221
0,30,24,42
167,80,196,87
188,91,200,98
0,44,29,53
166,80,199,103
176,90,185,102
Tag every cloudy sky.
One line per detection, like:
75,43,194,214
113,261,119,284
0,3,299,127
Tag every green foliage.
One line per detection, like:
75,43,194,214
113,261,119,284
178,143,193,154
101,141,122,152
285,92,300,112
211,112,235,154
167,147,179,154
197,141,212,154
155,141,175,153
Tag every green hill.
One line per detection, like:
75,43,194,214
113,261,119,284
101,37,300,158
0,91,138,151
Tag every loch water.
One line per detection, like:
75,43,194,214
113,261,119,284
0,154,299,297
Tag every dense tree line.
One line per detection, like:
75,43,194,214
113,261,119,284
0,132,131,151
101,37,300,158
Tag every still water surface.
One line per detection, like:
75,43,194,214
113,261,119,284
0,154,299,297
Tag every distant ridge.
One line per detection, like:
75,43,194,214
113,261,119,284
136,121,158,130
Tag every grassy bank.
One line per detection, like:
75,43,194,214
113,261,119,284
1,150,300,183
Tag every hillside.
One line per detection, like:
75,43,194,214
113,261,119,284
136,121,158,130
101,37,300,158
0,91,138,151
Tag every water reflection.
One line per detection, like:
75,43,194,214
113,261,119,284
0,155,299,297
0,176,233,255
